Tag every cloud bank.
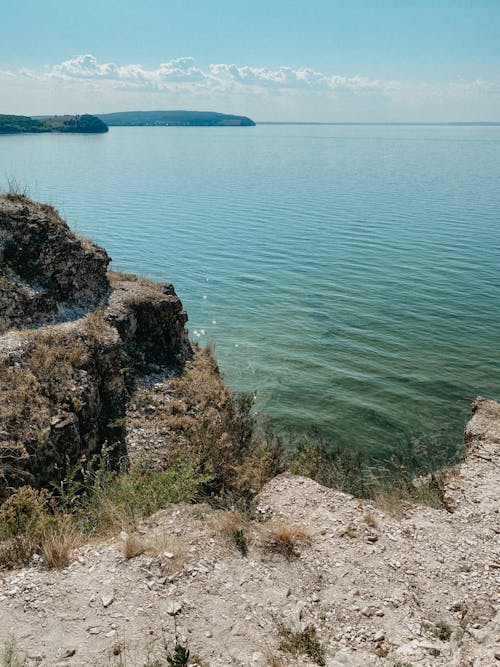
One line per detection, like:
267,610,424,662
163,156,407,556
16,54,396,96
2,54,500,121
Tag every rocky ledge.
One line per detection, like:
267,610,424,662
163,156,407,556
0,196,191,496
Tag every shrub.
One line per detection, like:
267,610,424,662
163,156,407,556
67,457,207,535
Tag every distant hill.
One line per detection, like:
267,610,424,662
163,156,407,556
96,110,256,127
0,114,108,134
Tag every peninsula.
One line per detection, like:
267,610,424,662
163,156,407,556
0,114,108,134
96,109,256,126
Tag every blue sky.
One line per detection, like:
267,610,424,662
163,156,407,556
2,0,500,120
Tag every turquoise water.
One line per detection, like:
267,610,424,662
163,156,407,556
1,125,499,462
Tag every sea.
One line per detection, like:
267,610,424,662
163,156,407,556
1,124,499,466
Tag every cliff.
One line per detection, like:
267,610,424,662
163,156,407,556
0,195,190,496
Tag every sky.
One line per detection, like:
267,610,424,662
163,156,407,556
1,0,500,122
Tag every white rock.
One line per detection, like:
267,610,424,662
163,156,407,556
101,594,114,608
166,600,182,616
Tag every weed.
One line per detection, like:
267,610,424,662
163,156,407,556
69,457,207,535
263,521,311,559
166,644,190,667
278,624,326,666
362,513,378,528
340,524,357,538
150,347,286,504
39,519,79,569
233,529,248,556
122,532,146,559
433,620,452,641
212,510,250,556
0,636,25,667
2,177,30,202
0,456,205,570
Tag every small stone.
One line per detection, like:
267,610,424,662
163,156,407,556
205,631,212,638
101,594,114,608
62,649,76,658
373,630,385,642
166,600,182,616
163,551,174,559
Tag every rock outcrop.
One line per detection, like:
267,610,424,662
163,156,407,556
0,196,191,497
0,195,109,330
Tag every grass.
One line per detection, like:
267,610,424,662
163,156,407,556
0,637,25,667
211,510,250,556
262,521,311,559
289,436,453,511
277,624,326,666
122,532,146,559
362,513,379,528
1,177,30,202
433,620,452,641
0,458,205,570
129,346,287,506
0,332,461,575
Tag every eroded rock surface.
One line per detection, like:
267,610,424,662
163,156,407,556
0,195,109,329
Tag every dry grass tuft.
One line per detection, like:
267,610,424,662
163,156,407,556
262,521,311,559
122,532,146,560
39,520,80,569
144,531,188,576
277,624,326,666
211,510,250,556
1,636,25,667
339,524,357,538
362,512,379,528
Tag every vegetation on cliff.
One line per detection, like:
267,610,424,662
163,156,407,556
0,114,108,134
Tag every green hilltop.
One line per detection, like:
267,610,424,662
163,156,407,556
0,114,108,134
96,110,256,126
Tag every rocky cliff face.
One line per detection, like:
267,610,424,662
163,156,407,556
0,195,110,330
0,196,191,497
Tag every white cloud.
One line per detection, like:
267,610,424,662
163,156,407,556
3,54,500,121
18,54,396,96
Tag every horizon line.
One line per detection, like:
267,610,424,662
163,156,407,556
256,121,500,126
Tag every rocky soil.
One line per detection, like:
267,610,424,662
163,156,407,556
0,398,498,666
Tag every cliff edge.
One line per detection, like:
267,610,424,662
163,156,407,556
0,195,191,496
